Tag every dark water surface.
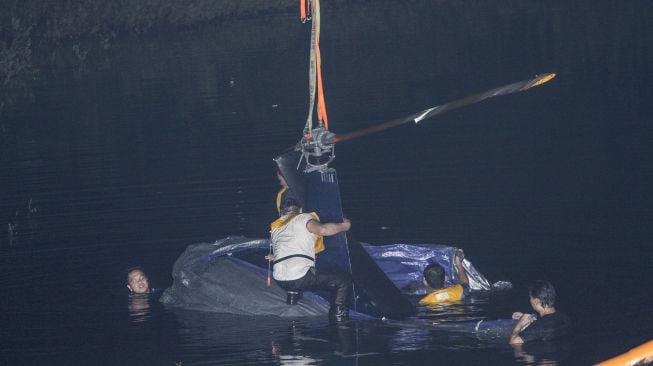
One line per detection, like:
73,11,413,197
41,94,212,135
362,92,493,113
2,1,652,365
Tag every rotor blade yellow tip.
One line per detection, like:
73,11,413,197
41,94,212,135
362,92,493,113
529,73,556,88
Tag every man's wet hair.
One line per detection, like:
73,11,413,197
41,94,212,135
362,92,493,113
423,263,445,289
280,198,301,216
529,280,556,308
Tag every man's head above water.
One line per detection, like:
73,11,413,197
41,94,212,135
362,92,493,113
423,263,446,289
528,280,557,310
126,267,150,294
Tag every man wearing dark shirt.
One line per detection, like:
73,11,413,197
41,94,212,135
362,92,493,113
510,280,570,344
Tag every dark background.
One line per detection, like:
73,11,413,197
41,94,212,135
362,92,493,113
1,1,652,364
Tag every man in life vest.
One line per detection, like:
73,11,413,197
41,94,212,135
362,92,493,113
418,250,469,305
270,198,352,323
510,280,570,344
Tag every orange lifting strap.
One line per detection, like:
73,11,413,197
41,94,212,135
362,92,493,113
315,24,328,128
300,0,310,22
300,0,329,131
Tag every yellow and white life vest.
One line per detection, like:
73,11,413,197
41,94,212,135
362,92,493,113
270,212,324,281
419,284,465,305
270,211,324,254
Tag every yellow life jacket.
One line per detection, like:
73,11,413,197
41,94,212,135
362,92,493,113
270,212,324,254
276,187,288,215
419,284,464,305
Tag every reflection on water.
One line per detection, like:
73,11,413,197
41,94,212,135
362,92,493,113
418,293,490,323
159,291,571,365
170,310,381,365
128,293,153,322
512,341,571,366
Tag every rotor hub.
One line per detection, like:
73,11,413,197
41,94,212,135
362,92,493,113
297,127,336,173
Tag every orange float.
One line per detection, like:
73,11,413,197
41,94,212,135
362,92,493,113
596,340,653,366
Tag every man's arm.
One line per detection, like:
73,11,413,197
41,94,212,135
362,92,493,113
510,334,524,345
509,313,536,344
454,252,469,287
307,218,351,237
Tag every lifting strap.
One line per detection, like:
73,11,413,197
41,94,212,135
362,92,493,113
300,0,329,133
300,0,311,22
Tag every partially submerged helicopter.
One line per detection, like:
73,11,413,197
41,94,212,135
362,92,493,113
163,0,555,323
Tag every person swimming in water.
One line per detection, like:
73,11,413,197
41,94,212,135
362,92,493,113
510,280,570,344
126,266,151,294
418,249,469,305
125,266,158,320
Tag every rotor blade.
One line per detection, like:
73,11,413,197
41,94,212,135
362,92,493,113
327,73,555,144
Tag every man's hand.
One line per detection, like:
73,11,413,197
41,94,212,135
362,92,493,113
265,254,274,261
453,248,469,287
516,313,536,327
